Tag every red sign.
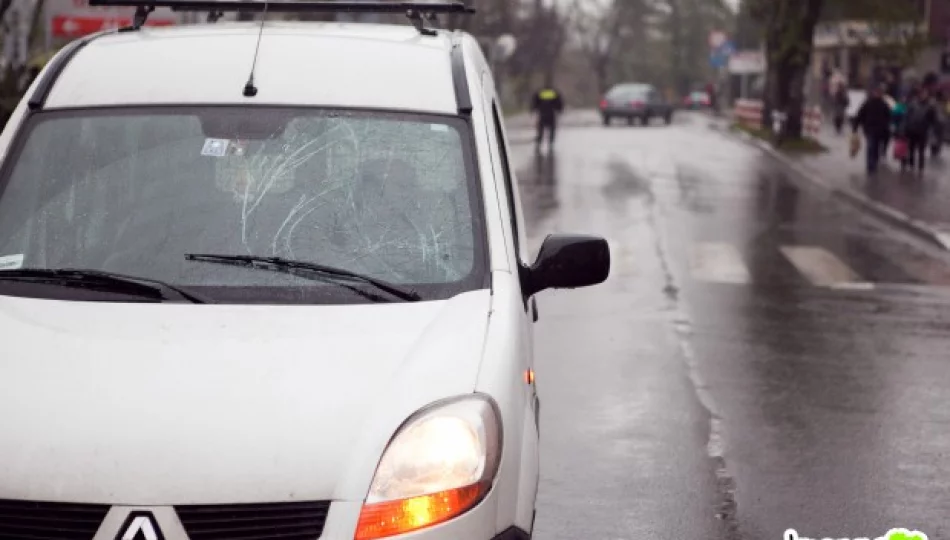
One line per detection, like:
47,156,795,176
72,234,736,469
51,14,175,38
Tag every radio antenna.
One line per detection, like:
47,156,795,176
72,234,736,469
243,0,268,97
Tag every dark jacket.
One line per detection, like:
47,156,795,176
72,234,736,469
531,88,564,122
902,100,937,138
853,96,892,138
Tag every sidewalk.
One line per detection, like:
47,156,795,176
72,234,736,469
792,126,950,247
719,106,950,250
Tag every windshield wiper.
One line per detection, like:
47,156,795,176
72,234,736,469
184,254,421,302
0,268,212,304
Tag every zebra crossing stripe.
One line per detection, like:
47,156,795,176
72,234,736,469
828,282,876,291
690,242,751,284
780,246,865,287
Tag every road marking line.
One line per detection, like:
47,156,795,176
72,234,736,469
689,242,750,284
828,282,876,291
780,246,864,287
933,229,950,251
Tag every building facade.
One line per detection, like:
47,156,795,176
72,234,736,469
811,0,949,95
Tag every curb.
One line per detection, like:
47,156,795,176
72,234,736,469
714,122,950,252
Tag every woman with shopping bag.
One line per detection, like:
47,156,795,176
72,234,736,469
892,97,909,165
893,136,909,161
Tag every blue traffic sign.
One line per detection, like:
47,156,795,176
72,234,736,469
710,40,735,68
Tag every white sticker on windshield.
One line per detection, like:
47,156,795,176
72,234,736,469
0,254,24,270
201,138,230,157
430,124,449,132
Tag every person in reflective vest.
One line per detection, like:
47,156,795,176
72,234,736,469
531,85,564,151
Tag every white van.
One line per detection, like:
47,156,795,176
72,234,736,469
0,2,610,539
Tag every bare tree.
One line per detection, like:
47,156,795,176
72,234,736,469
570,0,625,95
567,0,733,100
666,0,735,95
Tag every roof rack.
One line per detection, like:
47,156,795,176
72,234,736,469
83,0,477,115
88,0,474,34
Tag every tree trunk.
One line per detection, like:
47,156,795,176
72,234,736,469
668,0,686,96
762,0,824,140
0,0,12,25
594,55,609,96
28,0,45,54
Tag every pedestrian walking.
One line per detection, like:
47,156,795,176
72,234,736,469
832,83,849,135
901,88,938,174
891,95,909,162
852,84,893,176
930,90,946,158
530,82,564,152
706,82,719,115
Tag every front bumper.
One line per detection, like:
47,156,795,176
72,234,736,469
81,487,518,540
316,482,515,540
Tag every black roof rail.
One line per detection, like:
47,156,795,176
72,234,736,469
28,31,113,111
450,33,473,116
89,0,474,33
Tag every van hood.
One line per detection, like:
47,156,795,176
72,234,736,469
0,290,491,505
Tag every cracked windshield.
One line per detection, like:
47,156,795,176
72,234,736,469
1,0,950,539
0,109,481,302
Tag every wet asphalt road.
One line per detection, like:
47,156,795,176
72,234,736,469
512,111,950,540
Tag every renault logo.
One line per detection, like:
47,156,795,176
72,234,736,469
115,511,165,540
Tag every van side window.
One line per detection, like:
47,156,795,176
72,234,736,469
491,102,521,260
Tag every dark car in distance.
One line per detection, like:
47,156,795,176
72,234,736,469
599,83,674,126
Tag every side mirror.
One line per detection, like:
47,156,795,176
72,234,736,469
523,234,611,297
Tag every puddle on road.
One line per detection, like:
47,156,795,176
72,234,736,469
518,151,560,234
609,151,739,536
604,159,654,202
674,165,717,214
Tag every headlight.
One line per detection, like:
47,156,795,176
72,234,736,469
354,395,502,540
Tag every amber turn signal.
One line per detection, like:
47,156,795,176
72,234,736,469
354,482,487,540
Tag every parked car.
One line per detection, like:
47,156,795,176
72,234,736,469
599,83,674,126
683,91,711,109
0,2,611,540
